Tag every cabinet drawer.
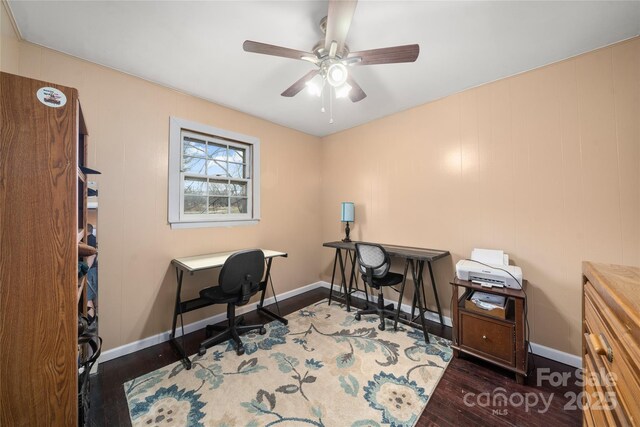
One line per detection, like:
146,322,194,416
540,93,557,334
459,311,514,365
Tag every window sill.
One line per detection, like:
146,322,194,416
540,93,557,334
170,219,260,230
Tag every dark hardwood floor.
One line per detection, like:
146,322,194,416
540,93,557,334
90,288,581,427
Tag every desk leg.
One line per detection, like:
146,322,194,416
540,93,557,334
427,261,444,324
346,250,358,312
337,249,350,311
328,250,339,306
257,258,289,325
169,267,192,370
394,260,410,330
412,260,430,343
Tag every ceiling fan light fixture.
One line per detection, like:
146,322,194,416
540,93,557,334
326,62,348,87
335,82,352,99
305,74,324,97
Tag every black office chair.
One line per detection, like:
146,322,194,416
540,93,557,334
198,249,267,356
354,243,405,331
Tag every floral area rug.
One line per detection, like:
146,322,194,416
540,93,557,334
124,299,452,427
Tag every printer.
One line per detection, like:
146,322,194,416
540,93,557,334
455,248,523,289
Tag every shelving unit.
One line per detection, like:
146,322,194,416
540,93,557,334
0,71,93,426
450,278,529,384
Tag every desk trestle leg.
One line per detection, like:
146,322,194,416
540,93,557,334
257,257,289,325
170,267,192,370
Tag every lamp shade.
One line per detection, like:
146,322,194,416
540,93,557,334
341,202,355,222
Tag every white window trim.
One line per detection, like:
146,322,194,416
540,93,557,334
168,117,260,229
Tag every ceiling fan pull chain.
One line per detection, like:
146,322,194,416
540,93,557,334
329,86,334,124
321,81,326,113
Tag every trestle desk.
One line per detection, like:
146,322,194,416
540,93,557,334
323,241,450,342
170,249,287,369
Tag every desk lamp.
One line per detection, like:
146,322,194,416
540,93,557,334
341,202,355,242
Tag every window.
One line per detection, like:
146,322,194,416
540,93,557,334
168,117,260,228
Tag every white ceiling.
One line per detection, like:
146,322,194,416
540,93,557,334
8,1,640,137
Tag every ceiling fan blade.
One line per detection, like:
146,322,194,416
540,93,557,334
346,75,366,102
349,44,420,66
281,70,319,97
243,40,314,61
324,0,358,54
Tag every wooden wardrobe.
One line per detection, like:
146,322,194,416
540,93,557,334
0,71,89,426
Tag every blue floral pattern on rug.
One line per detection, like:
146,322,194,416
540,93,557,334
224,319,289,354
124,300,452,427
129,385,206,426
363,372,427,427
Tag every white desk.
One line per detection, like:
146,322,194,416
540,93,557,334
170,248,288,369
173,249,287,272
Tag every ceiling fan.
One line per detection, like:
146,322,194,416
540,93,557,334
242,0,419,104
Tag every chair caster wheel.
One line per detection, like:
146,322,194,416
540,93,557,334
198,347,206,356
259,327,267,335
378,323,385,331
236,346,245,356
355,314,361,321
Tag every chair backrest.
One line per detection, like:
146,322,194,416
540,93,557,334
219,249,265,304
355,243,390,279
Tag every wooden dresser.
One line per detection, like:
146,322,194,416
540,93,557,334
582,262,640,426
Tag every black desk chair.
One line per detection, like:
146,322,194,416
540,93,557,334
198,249,267,356
354,243,405,331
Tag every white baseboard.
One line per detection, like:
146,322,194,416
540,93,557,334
99,281,327,363
324,282,454,327
101,280,582,369
320,281,582,368
529,342,582,368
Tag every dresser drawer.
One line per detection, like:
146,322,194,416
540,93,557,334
583,334,630,426
459,311,514,365
585,283,640,425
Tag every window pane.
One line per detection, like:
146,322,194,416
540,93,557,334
208,143,227,160
183,137,207,157
209,180,228,196
184,177,207,195
206,159,227,177
208,197,228,214
228,147,245,163
229,182,247,196
184,195,207,214
228,162,245,178
230,197,247,214
183,156,206,174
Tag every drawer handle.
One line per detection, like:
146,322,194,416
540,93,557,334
588,333,613,363
482,335,487,340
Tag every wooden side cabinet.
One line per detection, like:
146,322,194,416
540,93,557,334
450,278,529,384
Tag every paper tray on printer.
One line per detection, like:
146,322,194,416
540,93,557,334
464,291,509,320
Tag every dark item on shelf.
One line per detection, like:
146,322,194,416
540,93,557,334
78,315,88,336
79,166,101,175
77,331,102,427
78,242,97,257
78,262,90,278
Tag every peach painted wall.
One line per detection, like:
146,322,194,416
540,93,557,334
1,4,323,351
3,1,639,358
320,37,640,356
